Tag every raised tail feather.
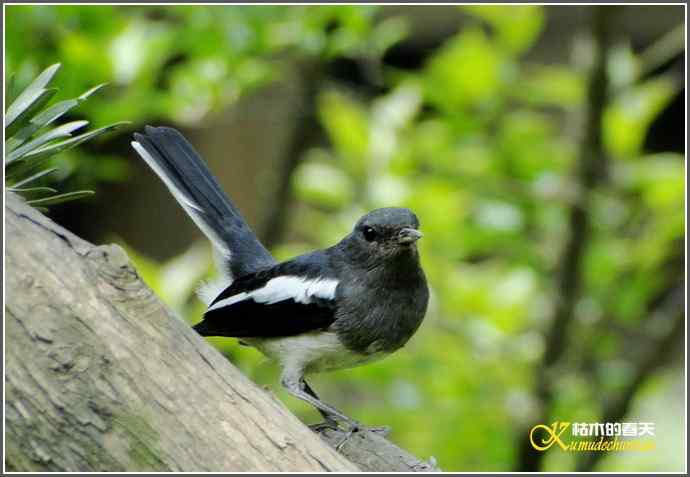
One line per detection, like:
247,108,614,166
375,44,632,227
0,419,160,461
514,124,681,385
131,126,275,279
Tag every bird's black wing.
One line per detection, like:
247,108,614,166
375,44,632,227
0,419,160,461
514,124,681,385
194,251,339,338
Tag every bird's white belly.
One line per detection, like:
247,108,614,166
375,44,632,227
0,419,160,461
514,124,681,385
245,332,385,374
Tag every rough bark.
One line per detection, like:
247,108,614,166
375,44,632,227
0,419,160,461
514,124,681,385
4,192,439,472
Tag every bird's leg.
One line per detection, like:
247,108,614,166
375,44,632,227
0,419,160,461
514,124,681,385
282,375,357,427
281,375,390,450
302,379,340,431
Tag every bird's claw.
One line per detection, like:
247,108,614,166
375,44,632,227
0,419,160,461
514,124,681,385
333,421,391,451
309,419,341,433
334,426,356,451
308,415,391,451
359,424,391,436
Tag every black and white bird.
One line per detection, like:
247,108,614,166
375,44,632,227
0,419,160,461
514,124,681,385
132,126,429,440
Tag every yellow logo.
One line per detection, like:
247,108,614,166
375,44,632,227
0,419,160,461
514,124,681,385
530,421,571,451
529,421,656,453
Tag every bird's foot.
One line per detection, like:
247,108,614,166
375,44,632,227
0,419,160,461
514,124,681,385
359,424,391,436
333,421,391,451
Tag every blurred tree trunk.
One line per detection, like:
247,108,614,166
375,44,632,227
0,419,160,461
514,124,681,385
259,59,323,248
516,5,613,472
4,193,439,472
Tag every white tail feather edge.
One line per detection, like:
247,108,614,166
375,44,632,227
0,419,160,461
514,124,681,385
132,141,232,261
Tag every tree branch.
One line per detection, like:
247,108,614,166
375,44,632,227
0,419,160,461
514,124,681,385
4,192,439,472
260,59,322,249
516,6,613,472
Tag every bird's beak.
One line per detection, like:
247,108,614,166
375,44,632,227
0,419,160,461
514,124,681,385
398,228,423,244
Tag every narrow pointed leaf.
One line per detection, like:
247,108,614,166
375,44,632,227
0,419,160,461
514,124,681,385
7,85,107,153
9,168,57,188
5,88,58,137
6,136,26,153
5,63,60,126
31,98,80,126
5,98,81,153
6,72,17,107
7,121,128,181
79,83,107,101
7,120,89,163
27,190,95,206
4,67,118,210
23,121,129,161
29,63,61,90
8,186,58,194
5,156,52,181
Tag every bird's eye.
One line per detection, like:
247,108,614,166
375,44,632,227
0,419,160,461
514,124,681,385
362,226,377,242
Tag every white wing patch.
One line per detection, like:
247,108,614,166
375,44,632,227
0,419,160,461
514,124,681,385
131,141,231,260
207,276,338,312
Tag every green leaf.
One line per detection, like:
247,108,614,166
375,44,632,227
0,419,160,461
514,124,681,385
512,64,585,108
4,88,59,138
370,16,409,56
621,153,685,210
31,99,81,126
5,63,60,131
8,167,57,188
78,83,107,101
6,122,128,182
425,29,504,111
5,157,47,181
7,186,58,194
462,5,544,55
5,99,79,153
7,120,89,163
6,84,107,153
6,72,18,106
27,190,95,206
603,76,679,159
22,121,129,161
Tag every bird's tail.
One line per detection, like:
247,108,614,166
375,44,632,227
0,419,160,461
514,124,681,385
131,126,275,279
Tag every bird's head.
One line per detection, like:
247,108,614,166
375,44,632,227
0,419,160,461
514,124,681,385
340,207,423,266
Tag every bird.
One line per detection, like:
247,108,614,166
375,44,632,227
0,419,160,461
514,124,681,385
131,126,429,443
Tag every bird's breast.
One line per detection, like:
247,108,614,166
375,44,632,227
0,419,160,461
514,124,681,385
332,264,429,355
246,332,386,374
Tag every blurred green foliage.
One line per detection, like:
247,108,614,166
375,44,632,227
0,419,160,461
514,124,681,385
5,5,684,472
5,5,402,125
5,5,402,192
